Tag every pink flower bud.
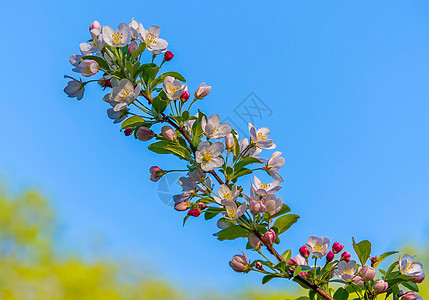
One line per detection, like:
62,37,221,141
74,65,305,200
262,229,276,245
164,51,174,61
76,59,99,77
248,233,261,249
195,83,212,99
299,245,310,258
291,255,306,266
187,209,200,217
225,133,235,151
136,126,154,141
149,166,164,182
249,200,265,214
361,265,376,282
124,128,133,136
326,251,334,262
341,251,351,263
412,272,425,283
197,202,206,210
353,276,365,287
174,201,190,211
180,90,190,102
300,272,310,278
229,250,249,273
403,291,419,300
128,40,138,55
161,125,177,141
374,280,388,293
255,261,263,271
332,241,344,254
89,20,101,31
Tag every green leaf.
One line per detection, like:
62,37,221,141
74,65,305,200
262,274,279,285
151,71,187,89
152,91,169,114
139,63,159,86
281,250,291,262
270,204,291,219
131,42,146,60
385,261,399,279
295,297,311,300
231,168,252,182
217,225,249,241
333,287,349,300
352,238,371,266
401,281,419,292
121,116,145,129
373,251,399,269
204,207,224,220
273,214,300,235
81,55,110,71
235,157,262,171
148,141,192,161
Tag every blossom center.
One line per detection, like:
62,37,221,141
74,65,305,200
119,88,133,99
223,192,232,200
404,262,414,273
227,207,236,218
259,183,269,189
257,132,266,141
344,267,353,275
112,32,124,45
313,243,323,252
146,32,157,45
202,152,212,162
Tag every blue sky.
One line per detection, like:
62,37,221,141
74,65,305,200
0,0,428,293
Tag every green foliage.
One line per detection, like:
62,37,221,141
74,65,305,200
217,225,249,241
352,238,371,266
272,214,299,235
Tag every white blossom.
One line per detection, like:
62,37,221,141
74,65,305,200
139,25,168,54
109,78,141,111
195,141,225,171
201,114,231,139
261,194,283,215
213,184,240,204
263,151,285,182
102,23,131,47
305,236,330,259
223,200,246,220
249,123,276,149
251,175,281,196
63,75,84,100
163,76,187,100
336,260,358,282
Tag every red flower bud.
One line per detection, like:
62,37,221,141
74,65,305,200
180,90,190,102
370,256,379,267
332,241,344,254
164,51,174,61
341,251,351,263
300,272,310,278
326,251,334,262
188,209,200,217
262,229,276,245
124,128,133,136
299,245,310,258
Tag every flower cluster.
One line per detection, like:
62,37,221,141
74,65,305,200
65,20,425,300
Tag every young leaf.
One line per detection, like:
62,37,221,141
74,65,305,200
333,287,349,300
272,214,300,235
401,281,419,292
262,274,279,285
217,225,249,241
352,238,371,266
148,141,192,160
281,250,291,262
121,115,145,129
373,251,399,269
234,156,262,171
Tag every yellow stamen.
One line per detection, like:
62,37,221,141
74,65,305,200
203,152,212,162
257,132,266,141
227,207,236,218
112,32,124,45
313,243,323,252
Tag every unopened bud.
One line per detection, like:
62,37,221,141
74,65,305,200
197,202,206,210
124,128,133,136
225,133,235,151
341,251,351,263
353,276,365,287
229,250,249,273
332,241,344,254
262,229,276,245
299,245,310,258
326,251,334,262
403,291,419,300
300,272,310,278
255,261,264,271
174,201,190,211
98,77,111,89
361,265,376,282
180,90,190,102
164,51,174,61
187,209,200,217
194,83,211,99
149,166,165,182
89,20,101,31
248,233,261,249
249,200,265,214
374,280,388,293
128,40,138,55
370,255,379,267
412,273,425,284
136,126,154,141
161,125,177,141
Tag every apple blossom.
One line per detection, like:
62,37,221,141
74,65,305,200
73,59,99,77
305,236,330,259
249,200,265,214
248,233,261,249
161,125,177,141
102,23,131,47
326,251,334,262
261,194,283,215
299,245,310,258
291,255,306,265
262,230,276,245
225,133,235,151
332,241,344,254
229,250,250,273
195,141,225,171
223,199,246,220
374,280,388,293
163,76,187,100
107,107,128,123
164,51,174,61
249,123,276,149
335,260,357,282
360,265,376,282
352,276,365,287
251,175,281,196
195,83,212,99
63,75,85,100
399,254,425,283
238,138,264,161
139,25,168,54
263,151,285,182
128,19,140,40
213,184,240,204
69,54,82,67
188,209,200,217
109,78,141,111
136,126,154,141
201,114,232,139
341,251,351,263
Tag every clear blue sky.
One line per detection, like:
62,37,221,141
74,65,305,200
0,0,428,293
